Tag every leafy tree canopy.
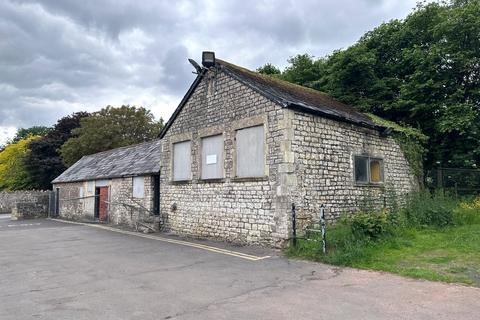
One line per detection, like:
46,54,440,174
260,0,480,169
11,126,50,143
0,136,39,191
257,63,281,75
60,105,163,167
25,112,89,190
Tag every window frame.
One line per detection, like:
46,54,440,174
353,155,384,185
234,124,267,179
171,140,192,182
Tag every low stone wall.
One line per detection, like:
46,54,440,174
0,191,51,214
11,201,49,220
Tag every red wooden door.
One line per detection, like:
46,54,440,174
98,187,109,222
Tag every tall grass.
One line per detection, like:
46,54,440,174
287,191,480,267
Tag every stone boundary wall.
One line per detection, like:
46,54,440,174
11,201,49,220
0,191,51,214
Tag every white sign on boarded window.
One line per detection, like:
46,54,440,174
206,154,217,165
201,135,223,179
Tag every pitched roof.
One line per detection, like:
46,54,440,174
217,60,378,128
52,140,161,183
160,58,381,138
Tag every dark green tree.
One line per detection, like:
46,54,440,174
257,63,281,75
11,126,51,143
60,105,163,167
24,112,89,190
260,0,480,169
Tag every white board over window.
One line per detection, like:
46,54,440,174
173,140,191,181
132,176,145,198
235,125,265,178
201,135,224,179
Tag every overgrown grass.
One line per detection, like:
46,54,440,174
286,192,480,286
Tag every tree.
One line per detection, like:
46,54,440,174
259,0,480,169
0,136,39,191
11,126,50,143
257,63,281,75
24,112,89,190
60,105,163,167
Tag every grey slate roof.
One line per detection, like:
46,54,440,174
52,140,161,183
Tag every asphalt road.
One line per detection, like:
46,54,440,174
1,216,479,320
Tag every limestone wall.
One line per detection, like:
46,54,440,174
0,191,50,214
160,70,290,246
54,176,158,229
290,110,416,223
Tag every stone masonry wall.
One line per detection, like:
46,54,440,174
0,191,50,214
160,70,290,247
11,201,49,220
54,176,157,229
289,110,416,224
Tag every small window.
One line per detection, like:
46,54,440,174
87,181,94,194
133,176,145,198
172,140,191,181
79,187,84,203
354,156,369,183
235,125,265,178
201,134,224,179
354,156,384,184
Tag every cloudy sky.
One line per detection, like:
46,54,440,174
0,0,420,144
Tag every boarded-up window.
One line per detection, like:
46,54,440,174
370,159,383,183
354,156,384,184
236,125,265,178
133,176,145,198
201,135,224,179
173,140,191,181
87,181,94,194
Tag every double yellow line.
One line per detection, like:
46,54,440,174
49,218,271,261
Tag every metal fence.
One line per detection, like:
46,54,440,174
426,167,480,196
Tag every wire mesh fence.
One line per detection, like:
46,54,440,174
426,167,480,196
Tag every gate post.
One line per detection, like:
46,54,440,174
292,203,297,247
320,204,327,254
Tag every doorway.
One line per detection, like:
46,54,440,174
95,186,109,222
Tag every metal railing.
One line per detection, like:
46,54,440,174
291,203,327,254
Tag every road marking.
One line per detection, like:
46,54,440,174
49,218,271,261
0,223,42,228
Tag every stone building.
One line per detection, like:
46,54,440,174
52,140,161,230
158,53,415,247
52,52,416,246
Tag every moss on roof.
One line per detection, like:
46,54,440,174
217,59,377,128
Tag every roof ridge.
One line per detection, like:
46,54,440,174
216,59,333,98
81,139,161,159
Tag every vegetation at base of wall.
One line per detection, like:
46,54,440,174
286,192,480,286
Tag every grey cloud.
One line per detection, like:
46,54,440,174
0,0,420,145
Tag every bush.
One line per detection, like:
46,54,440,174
403,191,457,227
349,210,389,240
